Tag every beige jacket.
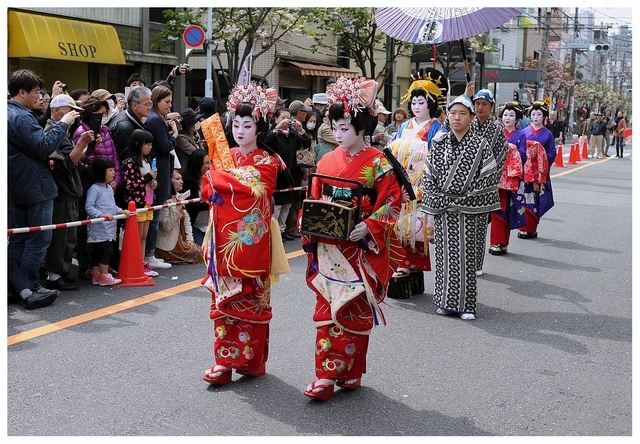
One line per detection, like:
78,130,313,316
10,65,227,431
318,120,338,146
156,198,194,251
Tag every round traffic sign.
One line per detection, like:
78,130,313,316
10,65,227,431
183,25,205,48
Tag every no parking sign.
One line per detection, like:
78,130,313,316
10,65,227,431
183,24,205,48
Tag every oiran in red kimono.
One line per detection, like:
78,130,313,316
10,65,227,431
301,77,403,401
201,83,284,386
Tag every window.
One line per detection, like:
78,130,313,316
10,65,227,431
149,8,172,24
533,51,540,61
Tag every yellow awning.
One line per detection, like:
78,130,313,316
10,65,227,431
8,10,126,65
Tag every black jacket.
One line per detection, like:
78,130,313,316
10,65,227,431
44,119,83,201
108,109,148,160
264,129,308,205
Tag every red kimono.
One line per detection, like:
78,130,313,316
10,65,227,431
201,147,282,372
302,146,402,382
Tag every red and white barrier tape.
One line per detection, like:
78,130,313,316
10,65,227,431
7,186,310,235
7,198,202,235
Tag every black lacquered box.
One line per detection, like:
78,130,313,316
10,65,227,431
300,174,363,241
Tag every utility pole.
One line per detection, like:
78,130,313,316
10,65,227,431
204,7,213,98
567,7,579,138
537,8,552,101
383,36,395,112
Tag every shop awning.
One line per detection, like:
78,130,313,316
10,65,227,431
8,10,126,65
287,60,359,78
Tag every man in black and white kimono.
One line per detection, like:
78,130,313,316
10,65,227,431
420,95,500,320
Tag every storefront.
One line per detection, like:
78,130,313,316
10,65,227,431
278,59,359,101
8,10,129,93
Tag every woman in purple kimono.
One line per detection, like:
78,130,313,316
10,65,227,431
520,101,556,239
489,101,527,255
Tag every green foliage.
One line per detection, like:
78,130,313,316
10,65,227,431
311,8,412,89
575,82,631,115
156,8,316,90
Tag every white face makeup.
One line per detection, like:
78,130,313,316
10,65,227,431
502,109,518,131
232,115,258,150
411,96,429,121
331,118,362,151
530,109,545,126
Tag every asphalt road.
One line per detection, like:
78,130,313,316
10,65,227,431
6,144,632,436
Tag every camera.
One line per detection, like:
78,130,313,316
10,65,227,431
176,63,191,75
61,83,67,92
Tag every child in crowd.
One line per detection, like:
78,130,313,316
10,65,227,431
121,129,158,277
85,157,127,286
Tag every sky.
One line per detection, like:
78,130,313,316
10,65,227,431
590,7,632,32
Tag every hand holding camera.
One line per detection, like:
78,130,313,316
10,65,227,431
174,63,192,76
51,80,67,98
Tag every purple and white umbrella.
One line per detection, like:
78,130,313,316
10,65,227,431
375,7,523,44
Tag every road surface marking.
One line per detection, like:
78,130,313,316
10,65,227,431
8,250,308,346
551,157,611,178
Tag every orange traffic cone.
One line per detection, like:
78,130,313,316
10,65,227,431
581,141,588,159
117,201,155,287
568,143,577,165
576,142,583,161
554,144,565,167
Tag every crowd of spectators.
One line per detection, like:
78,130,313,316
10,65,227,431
7,68,409,310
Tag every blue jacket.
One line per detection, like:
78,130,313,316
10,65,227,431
7,100,69,205
85,183,122,242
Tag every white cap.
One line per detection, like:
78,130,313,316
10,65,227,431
312,93,328,105
50,94,84,111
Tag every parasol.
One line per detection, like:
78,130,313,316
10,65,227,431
375,8,523,82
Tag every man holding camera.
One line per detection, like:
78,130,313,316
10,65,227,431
44,94,99,291
8,70,77,309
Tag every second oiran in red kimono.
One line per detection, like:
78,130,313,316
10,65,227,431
301,76,404,401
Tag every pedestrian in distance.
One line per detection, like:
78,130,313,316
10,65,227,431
590,113,607,159
301,76,404,401
201,83,284,386
613,111,627,158
420,95,501,321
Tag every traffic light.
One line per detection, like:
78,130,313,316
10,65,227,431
589,43,610,51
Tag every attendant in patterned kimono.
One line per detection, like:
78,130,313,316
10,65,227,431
387,68,448,296
302,77,403,401
468,87,508,275
201,84,284,385
519,101,556,239
420,95,500,320
489,101,527,255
